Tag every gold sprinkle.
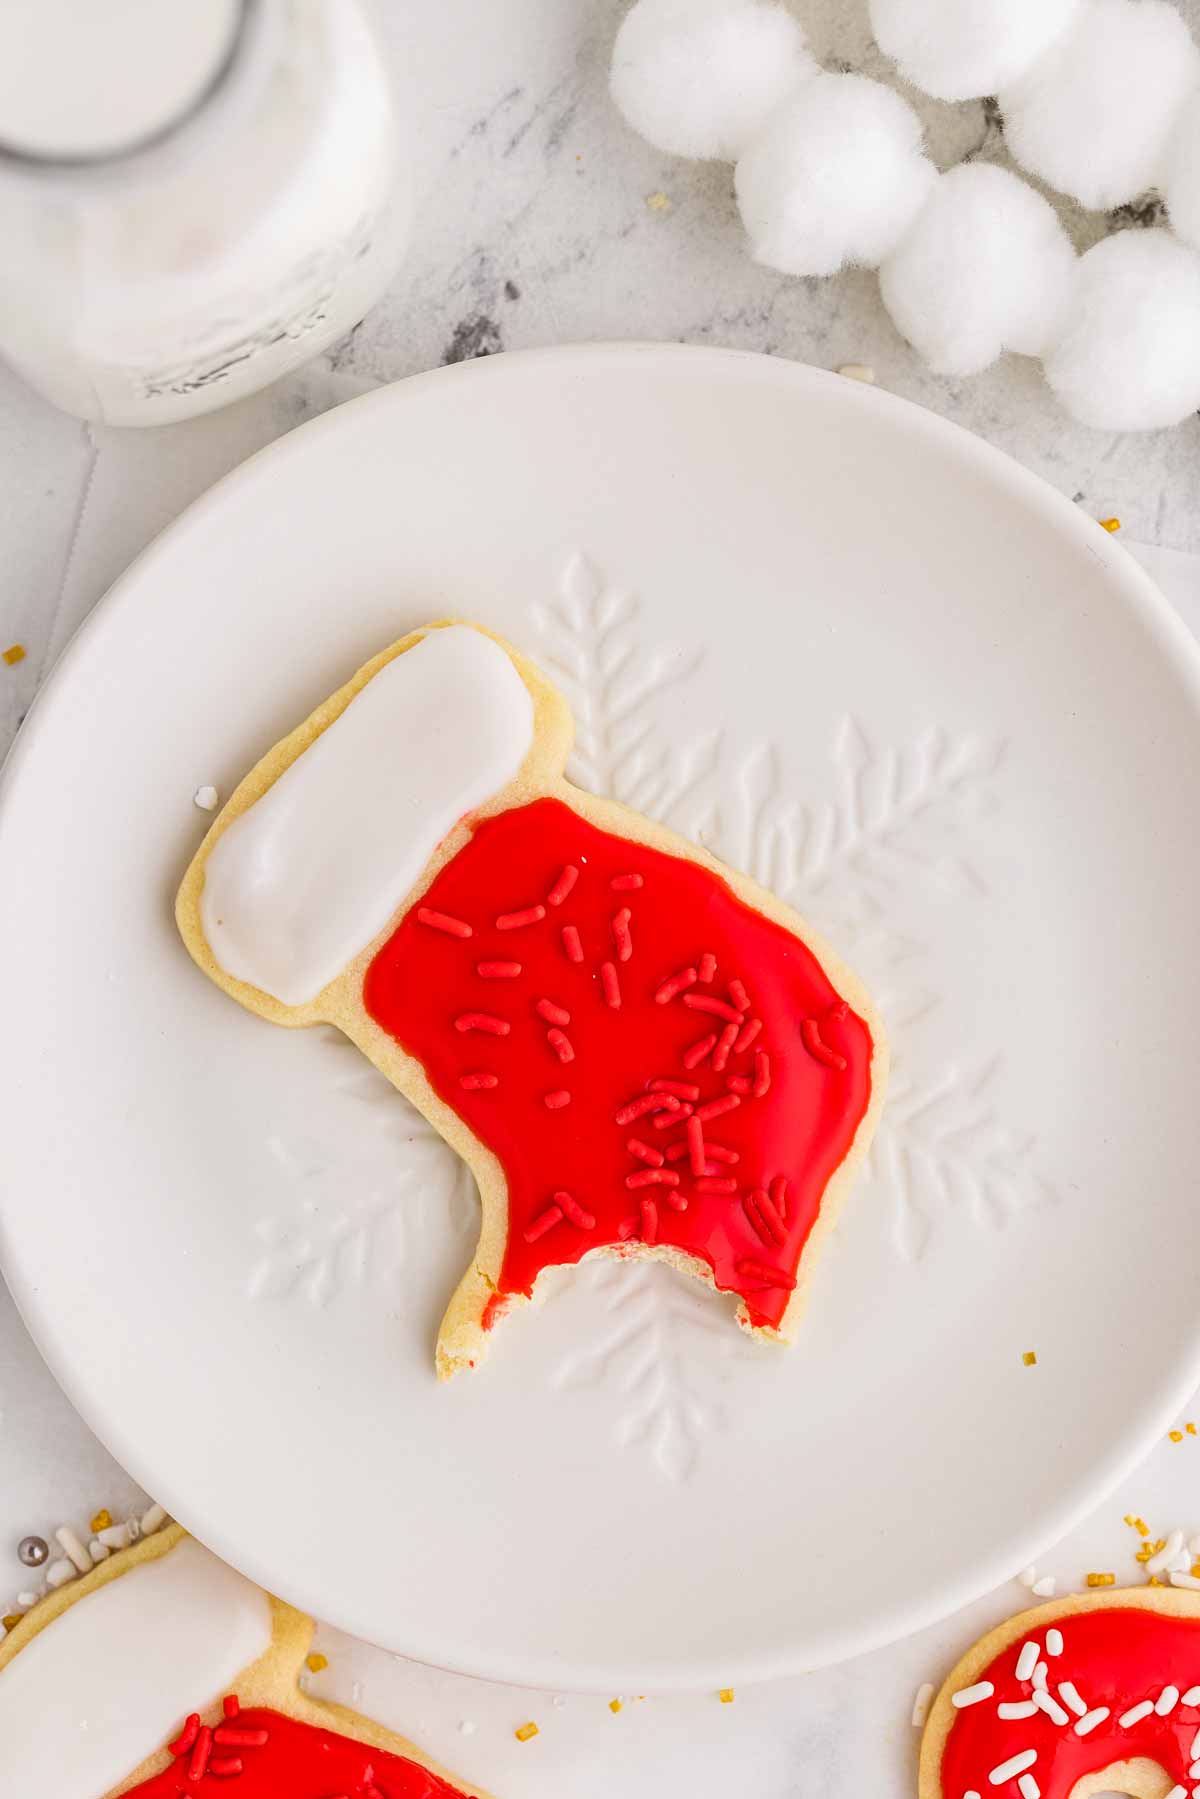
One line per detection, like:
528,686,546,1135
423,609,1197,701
1099,517,1121,533
2,644,25,666
608,1698,623,1714
305,1653,328,1673
1188,1422,1197,1435
1192,1563,1200,1579
1150,1575,1164,1586
90,1509,112,1534
1136,1547,1153,1563
1134,1518,1149,1537
718,1688,735,1704
645,191,672,213
1170,1430,1184,1443
1022,1351,1037,1367
1124,1513,1135,1526
1154,1538,1167,1553
515,1721,539,1742
1086,1572,1115,1587
2,1614,21,1632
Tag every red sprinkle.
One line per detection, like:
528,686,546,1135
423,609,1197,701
655,966,698,1004
459,1071,499,1090
711,1021,740,1071
477,960,522,979
829,999,849,1022
496,904,547,930
189,1724,214,1783
662,1188,689,1212
682,1032,718,1069
640,1198,658,1243
610,872,644,890
544,1089,571,1109
695,1093,741,1123
696,1177,738,1195
649,1078,701,1099
737,1257,796,1291
546,1027,575,1063
600,961,622,1008
653,1101,693,1129
686,1114,706,1178
209,1760,244,1779
535,997,571,1025
726,1075,752,1094
698,951,717,982
626,1168,681,1188
770,1174,790,1221
546,864,579,906
525,1203,564,1243
169,1715,202,1757
666,1139,737,1165
801,1016,847,1070
728,978,750,1013
611,908,633,962
416,907,472,938
454,1011,510,1035
615,1092,679,1125
753,1050,771,1096
562,925,584,963
734,1016,762,1053
617,1215,640,1240
556,1189,597,1230
744,1188,786,1247
682,993,743,1022
627,1137,665,1167
222,1697,240,1721
213,1726,269,1747
705,1142,740,1164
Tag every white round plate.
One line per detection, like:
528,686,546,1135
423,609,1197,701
2,346,1199,1691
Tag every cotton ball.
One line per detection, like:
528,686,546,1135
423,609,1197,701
1165,93,1200,253
868,0,1082,103
1000,0,1200,213
735,74,935,278
610,0,817,162
1042,230,1200,430
879,165,1076,377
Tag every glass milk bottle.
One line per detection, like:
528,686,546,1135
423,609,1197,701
0,0,409,424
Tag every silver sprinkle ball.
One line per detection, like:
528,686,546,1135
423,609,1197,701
17,1535,49,1567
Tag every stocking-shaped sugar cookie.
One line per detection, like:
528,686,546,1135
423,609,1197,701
920,1584,1200,1799
177,623,886,1375
0,1523,492,1798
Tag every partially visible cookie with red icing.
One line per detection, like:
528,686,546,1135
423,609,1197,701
920,1585,1200,1799
0,1522,493,1799
176,621,886,1375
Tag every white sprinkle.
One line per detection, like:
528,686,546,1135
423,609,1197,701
1033,1663,1048,1690
193,784,219,811
54,1526,91,1576
965,1792,981,1799
552,1696,567,1709
1031,1577,1056,1598
837,363,876,384
87,1539,109,1563
15,1590,39,1610
1032,1690,1070,1726
1191,1763,1200,1781
45,1559,75,1589
1189,1536,1200,1558
1172,1572,1200,1590
1019,1567,1039,1588
1016,1641,1040,1681
97,1524,132,1550
989,1749,1037,1784
140,1503,168,1536
1075,1707,1109,1735
1148,1529,1185,1575
1170,1549,1194,1574
1192,1726,1200,1758
953,1681,996,1708
1018,1776,1040,1799
1045,1628,1064,1657
911,1682,935,1726
126,1517,141,1543
1158,1685,1181,1715
459,1720,476,1736
999,1701,1039,1719
1184,1687,1200,1705
1164,1787,1187,1799
1119,1700,1155,1727
1058,1682,1087,1717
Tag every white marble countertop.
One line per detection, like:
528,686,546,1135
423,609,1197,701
3,4,1200,1794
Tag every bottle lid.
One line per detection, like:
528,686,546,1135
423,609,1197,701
0,0,243,163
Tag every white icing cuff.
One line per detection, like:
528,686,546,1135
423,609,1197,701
0,1538,272,1799
201,625,535,1005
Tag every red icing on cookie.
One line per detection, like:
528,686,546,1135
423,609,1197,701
363,797,873,1329
939,1606,1200,1798
131,1702,469,1795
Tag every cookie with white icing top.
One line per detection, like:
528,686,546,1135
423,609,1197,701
0,1522,492,1799
919,1584,1200,1799
176,621,886,1376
